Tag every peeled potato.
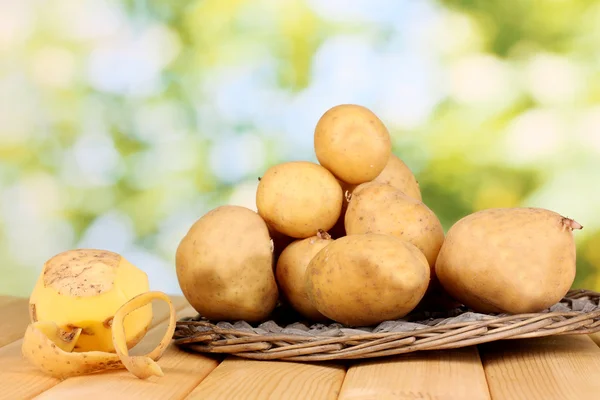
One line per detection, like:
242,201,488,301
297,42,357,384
314,104,391,185
305,234,430,326
372,154,422,201
28,249,153,353
176,205,279,322
22,291,176,380
345,182,445,274
435,207,582,314
276,230,332,321
256,161,343,238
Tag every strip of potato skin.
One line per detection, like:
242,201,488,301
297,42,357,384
22,322,123,379
21,291,176,380
111,291,176,379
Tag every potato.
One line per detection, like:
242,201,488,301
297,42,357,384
276,230,332,322
314,104,392,184
28,249,153,353
256,161,343,238
345,182,445,273
22,291,176,380
372,154,422,201
305,234,430,326
175,205,278,322
435,207,583,314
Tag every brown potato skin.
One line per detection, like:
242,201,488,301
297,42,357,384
256,161,343,239
175,205,278,322
305,234,430,326
345,182,445,274
314,104,391,185
373,154,422,201
276,232,332,322
435,207,579,314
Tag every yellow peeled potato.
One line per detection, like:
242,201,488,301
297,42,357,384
345,182,445,273
28,249,152,353
435,207,582,314
373,154,422,201
275,230,333,322
305,234,430,326
314,104,392,184
176,205,278,322
256,161,343,238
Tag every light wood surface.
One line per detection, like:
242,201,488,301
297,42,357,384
338,346,491,400
187,357,346,400
0,297,31,347
480,335,600,400
1,295,600,400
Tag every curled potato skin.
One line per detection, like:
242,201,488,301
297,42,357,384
21,291,175,380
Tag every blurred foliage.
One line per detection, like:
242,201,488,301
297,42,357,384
0,0,598,296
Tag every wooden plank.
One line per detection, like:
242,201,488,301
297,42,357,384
0,297,30,348
480,335,600,400
0,296,189,400
34,306,220,400
337,347,490,400
0,296,23,307
187,357,346,400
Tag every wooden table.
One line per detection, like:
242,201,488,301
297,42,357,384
2,295,600,400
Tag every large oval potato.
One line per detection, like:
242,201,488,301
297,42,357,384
373,154,422,201
305,234,430,326
314,104,391,185
345,182,445,273
256,161,343,238
175,205,278,322
435,207,582,314
276,230,332,322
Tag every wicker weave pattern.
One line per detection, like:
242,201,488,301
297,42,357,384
173,289,600,361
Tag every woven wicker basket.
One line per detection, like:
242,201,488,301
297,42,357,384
173,289,600,361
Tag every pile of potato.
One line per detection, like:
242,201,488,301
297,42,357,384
175,104,583,327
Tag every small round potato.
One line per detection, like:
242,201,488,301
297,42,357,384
175,205,278,322
256,161,343,238
305,234,430,326
314,104,392,184
276,230,332,322
373,154,422,201
345,182,444,273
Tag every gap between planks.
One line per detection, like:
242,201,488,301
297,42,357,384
0,295,189,400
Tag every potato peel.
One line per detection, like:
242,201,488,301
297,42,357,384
21,290,176,380
22,322,123,379
111,291,176,379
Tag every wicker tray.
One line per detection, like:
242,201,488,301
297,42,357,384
173,289,600,362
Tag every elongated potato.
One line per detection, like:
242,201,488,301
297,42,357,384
435,207,582,313
305,234,430,326
314,104,391,184
345,182,445,273
176,205,278,322
256,161,343,238
276,230,332,322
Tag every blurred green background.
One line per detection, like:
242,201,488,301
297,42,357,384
1,0,599,297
